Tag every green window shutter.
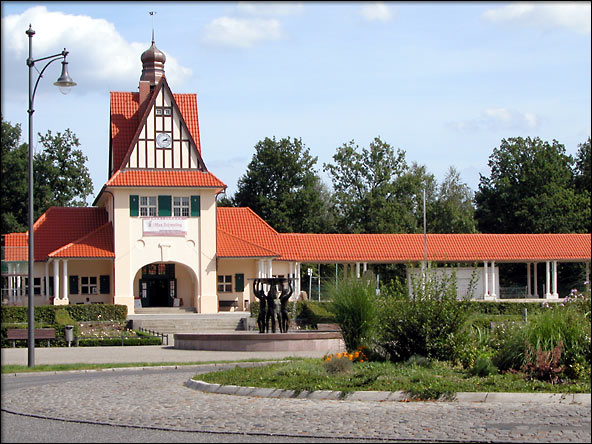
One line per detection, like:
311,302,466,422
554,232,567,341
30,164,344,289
158,195,171,216
99,275,110,294
130,195,139,217
69,275,79,295
235,273,244,292
191,195,200,217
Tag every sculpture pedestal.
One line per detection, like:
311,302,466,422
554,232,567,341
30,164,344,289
174,331,345,353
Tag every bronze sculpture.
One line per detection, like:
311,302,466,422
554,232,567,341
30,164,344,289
252,277,294,334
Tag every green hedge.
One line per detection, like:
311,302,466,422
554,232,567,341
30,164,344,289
1,304,127,324
75,336,162,347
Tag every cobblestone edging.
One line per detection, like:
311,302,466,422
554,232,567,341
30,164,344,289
186,379,592,405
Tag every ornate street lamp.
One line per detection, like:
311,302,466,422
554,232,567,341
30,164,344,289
26,24,76,367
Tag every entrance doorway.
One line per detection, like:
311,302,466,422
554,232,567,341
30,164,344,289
139,263,176,307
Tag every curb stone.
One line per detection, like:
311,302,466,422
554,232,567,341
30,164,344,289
187,379,592,404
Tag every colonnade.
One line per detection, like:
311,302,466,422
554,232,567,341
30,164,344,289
2,259,70,305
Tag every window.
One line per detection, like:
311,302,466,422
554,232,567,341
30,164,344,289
140,196,157,217
173,197,190,217
155,106,172,116
81,276,97,294
25,278,42,295
217,275,232,292
69,276,79,295
99,275,110,294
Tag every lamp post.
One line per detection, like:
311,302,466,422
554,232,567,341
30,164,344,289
26,24,76,367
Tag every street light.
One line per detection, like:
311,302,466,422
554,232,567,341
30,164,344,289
26,24,76,367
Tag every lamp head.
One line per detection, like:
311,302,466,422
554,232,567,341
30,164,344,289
54,59,76,95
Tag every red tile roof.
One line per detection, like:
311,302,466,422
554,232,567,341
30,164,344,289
25,207,112,261
110,86,203,175
217,230,279,258
2,233,28,262
275,233,592,263
216,208,591,263
49,222,115,258
105,169,226,189
217,207,281,253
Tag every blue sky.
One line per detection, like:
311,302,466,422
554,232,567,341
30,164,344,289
1,2,590,202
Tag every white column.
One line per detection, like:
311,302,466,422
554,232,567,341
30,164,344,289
8,265,14,304
545,261,552,298
53,259,60,301
491,261,497,299
62,259,68,301
534,262,539,298
266,259,273,278
295,262,301,296
552,261,559,298
363,263,368,274
356,262,361,278
483,261,489,299
526,263,532,297
44,261,50,300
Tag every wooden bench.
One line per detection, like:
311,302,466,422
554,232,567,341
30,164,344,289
218,300,239,311
6,328,56,347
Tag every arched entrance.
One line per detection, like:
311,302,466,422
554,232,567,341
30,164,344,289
139,263,176,307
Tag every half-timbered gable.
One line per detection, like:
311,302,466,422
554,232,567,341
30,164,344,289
120,78,206,172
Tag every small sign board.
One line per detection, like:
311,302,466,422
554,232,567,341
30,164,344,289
143,217,187,237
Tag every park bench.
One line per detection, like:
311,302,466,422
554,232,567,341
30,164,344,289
6,328,56,347
218,300,239,311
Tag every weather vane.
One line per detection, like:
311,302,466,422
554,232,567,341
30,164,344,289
149,11,156,43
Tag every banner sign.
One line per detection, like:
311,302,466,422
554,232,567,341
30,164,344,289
143,217,187,237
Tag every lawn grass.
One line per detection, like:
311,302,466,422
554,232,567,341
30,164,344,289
196,358,591,400
0,358,276,374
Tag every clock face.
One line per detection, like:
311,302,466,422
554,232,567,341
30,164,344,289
156,132,172,148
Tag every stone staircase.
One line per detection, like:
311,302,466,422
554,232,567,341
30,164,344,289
127,308,249,336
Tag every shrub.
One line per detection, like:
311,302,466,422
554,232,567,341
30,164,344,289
1,305,127,324
376,265,473,363
522,341,564,384
470,353,498,377
327,276,377,352
493,299,591,380
406,354,433,368
323,354,353,374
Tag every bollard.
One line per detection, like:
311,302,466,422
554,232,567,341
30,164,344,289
522,308,528,322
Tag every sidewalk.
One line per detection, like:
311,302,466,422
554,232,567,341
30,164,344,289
0,345,328,366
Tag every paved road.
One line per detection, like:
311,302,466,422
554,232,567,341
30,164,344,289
2,363,591,443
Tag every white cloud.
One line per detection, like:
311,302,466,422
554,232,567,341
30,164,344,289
451,107,539,132
236,2,304,17
1,6,192,93
202,16,282,48
483,2,591,35
360,2,393,22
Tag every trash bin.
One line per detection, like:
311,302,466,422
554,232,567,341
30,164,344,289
64,325,74,347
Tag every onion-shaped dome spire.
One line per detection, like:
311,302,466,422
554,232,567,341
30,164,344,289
140,39,166,86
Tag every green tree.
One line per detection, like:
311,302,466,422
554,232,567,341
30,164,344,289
232,136,334,233
1,118,93,234
324,137,416,233
574,137,591,195
430,166,477,233
34,129,93,211
573,137,591,233
1,118,29,233
475,137,589,234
